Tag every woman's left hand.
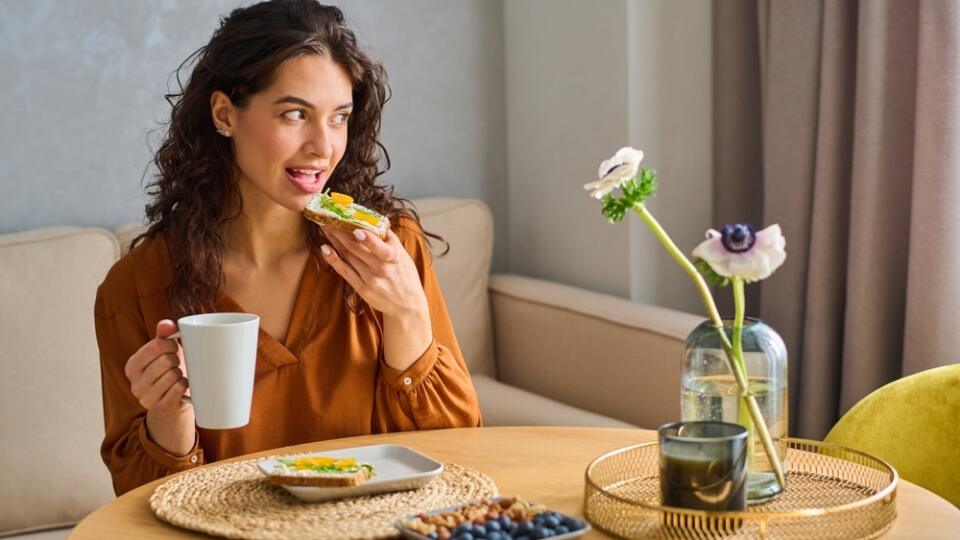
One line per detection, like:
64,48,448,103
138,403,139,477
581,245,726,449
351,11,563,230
320,226,429,319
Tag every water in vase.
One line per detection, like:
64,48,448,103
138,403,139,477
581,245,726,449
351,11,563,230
681,374,788,503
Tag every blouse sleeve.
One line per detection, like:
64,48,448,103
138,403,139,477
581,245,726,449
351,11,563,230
373,217,483,431
94,257,204,496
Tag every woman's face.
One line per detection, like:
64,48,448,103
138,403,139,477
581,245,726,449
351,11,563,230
214,54,354,213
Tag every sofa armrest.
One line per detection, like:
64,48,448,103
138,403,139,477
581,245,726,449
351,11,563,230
489,274,704,429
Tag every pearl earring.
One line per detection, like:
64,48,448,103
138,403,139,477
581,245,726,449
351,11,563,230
216,128,232,138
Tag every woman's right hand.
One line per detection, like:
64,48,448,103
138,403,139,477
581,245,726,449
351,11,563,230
125,319,190,414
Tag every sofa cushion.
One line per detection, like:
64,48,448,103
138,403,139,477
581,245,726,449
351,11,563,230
0,228,118,534
112,222,143,256
490,274,701,429
472,375,634,428
113,198,496,378
414,199,495,377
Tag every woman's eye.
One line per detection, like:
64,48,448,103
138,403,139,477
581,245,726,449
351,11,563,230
282,109,306,121
332,113,350,126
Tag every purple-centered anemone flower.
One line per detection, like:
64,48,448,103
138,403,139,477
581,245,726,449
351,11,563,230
692,224,786,282
583,147,644,199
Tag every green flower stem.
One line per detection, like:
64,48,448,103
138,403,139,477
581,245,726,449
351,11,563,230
632,203,786,490
732,278,748,381
632,204,723,325
732,278,754,470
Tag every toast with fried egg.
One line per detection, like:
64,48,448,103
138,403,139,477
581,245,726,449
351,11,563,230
303,191,390,239
265,456,376,487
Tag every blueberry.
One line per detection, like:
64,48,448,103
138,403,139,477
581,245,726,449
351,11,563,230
531,527,550,540
556,525,569,534
514,537,530,540
486,520,502,532
487,533,504,540
498,516,513,529
454,524,472,536
543,515,561,529
456,533,475,540
515,521,534,534
472,524,487,537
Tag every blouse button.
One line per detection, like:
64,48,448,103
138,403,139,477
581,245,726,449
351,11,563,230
403,377,413,386
190,455,199,464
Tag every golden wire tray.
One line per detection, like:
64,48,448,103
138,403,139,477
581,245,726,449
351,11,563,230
584,438,897,539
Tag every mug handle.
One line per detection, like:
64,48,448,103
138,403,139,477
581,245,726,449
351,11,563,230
164,331,192,405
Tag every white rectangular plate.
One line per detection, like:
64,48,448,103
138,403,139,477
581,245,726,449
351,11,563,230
396,496,591,539
257,444,444,502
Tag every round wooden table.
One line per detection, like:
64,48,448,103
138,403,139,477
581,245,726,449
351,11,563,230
70,427,960,539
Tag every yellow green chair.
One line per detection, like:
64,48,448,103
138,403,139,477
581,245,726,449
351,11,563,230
824,363,960,507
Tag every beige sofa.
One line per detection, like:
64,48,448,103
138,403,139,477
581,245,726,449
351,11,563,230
0,198,702,538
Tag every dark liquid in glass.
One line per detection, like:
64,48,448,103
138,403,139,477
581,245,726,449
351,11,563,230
660,450,747,511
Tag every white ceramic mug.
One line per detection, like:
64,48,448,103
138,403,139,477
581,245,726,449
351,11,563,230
168,313,260,429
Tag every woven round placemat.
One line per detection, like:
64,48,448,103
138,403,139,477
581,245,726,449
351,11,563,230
149,458,497,539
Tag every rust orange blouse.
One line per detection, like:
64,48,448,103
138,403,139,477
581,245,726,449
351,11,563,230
94,218,482,495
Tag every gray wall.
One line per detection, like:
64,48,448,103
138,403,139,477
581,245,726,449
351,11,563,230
504,0,712,312
504,0,632,297
0,0,509,269
626,0,712,314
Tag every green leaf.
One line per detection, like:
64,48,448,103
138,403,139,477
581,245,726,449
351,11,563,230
695,257,731,287
621,167,658,204
597,167,659,223
601,193,630,223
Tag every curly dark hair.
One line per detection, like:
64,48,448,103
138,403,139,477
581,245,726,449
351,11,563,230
137,0,439,318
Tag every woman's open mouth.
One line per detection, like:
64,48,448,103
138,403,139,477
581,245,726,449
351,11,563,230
286,168,326,193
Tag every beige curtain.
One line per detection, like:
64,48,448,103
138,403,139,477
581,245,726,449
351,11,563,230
714,0,960,439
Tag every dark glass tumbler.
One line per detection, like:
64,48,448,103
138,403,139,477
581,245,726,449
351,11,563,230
658,421,749,511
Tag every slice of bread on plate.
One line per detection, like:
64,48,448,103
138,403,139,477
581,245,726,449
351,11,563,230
265,456,376,487
303,191,390,239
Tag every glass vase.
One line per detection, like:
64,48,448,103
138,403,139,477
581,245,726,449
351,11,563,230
680,317,788,504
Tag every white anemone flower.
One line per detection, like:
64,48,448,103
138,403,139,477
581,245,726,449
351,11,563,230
692,224,786,282
583,146,644,199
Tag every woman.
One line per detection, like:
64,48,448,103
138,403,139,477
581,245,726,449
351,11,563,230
94,0,481,496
